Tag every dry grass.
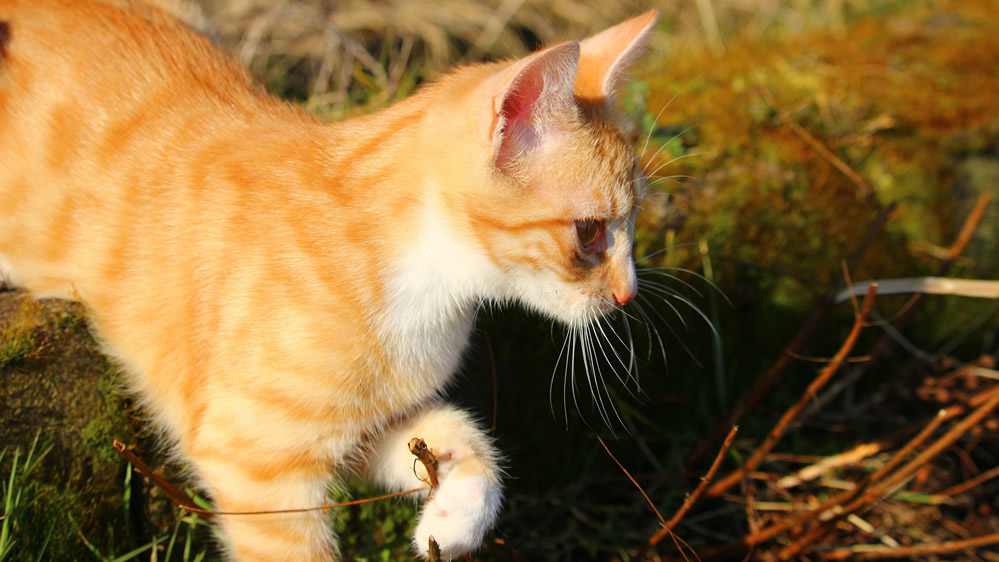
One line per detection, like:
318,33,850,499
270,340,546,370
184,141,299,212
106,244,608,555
0,297,46,369
198,0,878,115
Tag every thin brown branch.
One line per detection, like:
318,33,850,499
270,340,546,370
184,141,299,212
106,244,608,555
867,407,955,484
113,439,207,519
783,349,870,364
785,119,872,200
705,283,878,498
692,390,985,560
685,202,895,469
800,192,992,422
409,437,441,489
115,438,424,518
947,193,993,261
649,426,738,547
758,84,874,200
598,436,665,528
936,464,999,499
820,532,999,560
841,261,859,318
783,385,999,559
428,536,442,562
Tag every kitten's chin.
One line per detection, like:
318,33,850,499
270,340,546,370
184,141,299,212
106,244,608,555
523,290,619,326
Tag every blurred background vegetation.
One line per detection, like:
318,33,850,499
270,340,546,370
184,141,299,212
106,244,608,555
2,0,998,560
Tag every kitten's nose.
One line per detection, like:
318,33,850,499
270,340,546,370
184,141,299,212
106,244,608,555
611,263,638,306
612,285,637,306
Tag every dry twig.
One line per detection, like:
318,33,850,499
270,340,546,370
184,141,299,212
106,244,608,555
801,192,993,421
428,535,441,562
685,202,895,469
114,438,424,518
598,436,666,528
820,532,999,560
649,425,738,548
113,439,208,519
705,283,878,498
776,442,883,489
778,385,999,559
936,464,999,499
409,437,441,489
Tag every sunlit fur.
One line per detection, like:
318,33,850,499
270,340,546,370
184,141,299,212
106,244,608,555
0,1,658,560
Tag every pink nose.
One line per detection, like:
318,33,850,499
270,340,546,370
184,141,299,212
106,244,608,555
612,289,635,306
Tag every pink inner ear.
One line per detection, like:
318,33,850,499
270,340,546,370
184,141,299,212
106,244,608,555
501,77,541,124
489,41,579,171
496,72,544,168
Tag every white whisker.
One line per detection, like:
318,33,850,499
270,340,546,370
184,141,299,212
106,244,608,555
641,124,694,176
640,280,719,338
637,280,691,330
632,295,668,365
568,322,582,426
643,151,708,181
638,85,688,163
634,290,706,368
592,312,639,393
620,312,637,381
634,242,700,264
638,270,705,298
640,266,732,306
583,315,625,431
549,324,573,425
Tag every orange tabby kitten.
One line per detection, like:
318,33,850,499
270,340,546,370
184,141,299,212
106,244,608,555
0,1,656,559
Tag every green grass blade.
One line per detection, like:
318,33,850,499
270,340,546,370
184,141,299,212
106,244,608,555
109,534,164,562
163,519,182,561
0,449,21,561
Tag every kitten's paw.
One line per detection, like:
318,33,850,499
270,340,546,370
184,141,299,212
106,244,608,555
413,474,501,559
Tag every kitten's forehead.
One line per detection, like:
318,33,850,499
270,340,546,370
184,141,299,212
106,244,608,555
574,102,640,217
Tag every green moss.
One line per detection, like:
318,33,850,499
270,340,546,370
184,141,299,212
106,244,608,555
80,367,130,467
0,299,46,369
0,296,138,561
635,0,999,311
329,478,419,560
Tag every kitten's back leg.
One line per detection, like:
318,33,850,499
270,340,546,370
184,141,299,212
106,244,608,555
184,427,338,561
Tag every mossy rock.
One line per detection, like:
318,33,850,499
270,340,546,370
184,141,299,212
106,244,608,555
0,290,138,559
634,0,999,307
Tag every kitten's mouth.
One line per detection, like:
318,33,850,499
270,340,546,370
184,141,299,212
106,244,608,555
559,294,622,324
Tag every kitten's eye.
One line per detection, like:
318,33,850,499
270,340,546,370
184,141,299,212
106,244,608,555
575,219,605,251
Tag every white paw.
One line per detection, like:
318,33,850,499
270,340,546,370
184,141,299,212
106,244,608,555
412,475,501,559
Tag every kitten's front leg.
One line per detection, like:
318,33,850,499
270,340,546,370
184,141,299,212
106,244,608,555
363,405,503,558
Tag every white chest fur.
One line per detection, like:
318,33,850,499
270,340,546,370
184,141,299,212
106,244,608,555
377,191,494,391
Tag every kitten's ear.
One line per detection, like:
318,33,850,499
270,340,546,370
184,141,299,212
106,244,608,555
482,41,580,170
574,10,658,102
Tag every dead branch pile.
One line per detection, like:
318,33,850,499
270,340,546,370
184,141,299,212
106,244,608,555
633,194,999,561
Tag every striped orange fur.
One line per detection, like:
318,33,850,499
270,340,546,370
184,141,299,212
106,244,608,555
0,1,657,559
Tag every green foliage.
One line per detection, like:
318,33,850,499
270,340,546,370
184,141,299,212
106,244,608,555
1,432,54,562
80,367,130,467
329,478,418,560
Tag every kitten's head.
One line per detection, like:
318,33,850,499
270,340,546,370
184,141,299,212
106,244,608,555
442,11,657,326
